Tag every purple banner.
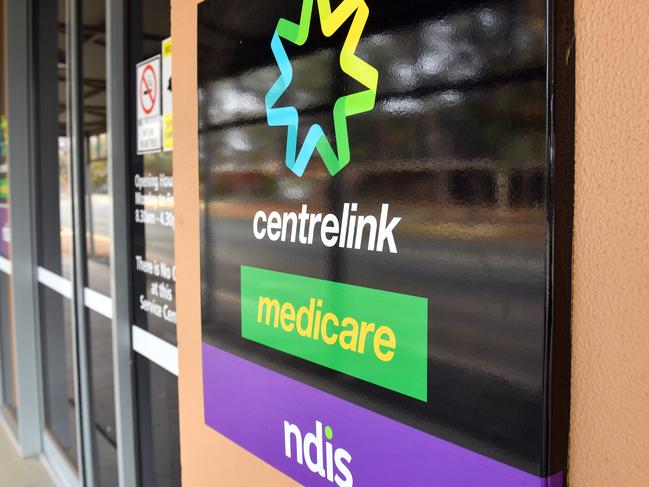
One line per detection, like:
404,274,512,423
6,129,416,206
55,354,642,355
202,343,562,486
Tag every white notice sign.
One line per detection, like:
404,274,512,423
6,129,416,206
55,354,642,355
136,55,162,154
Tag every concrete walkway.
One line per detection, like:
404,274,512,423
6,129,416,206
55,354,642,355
0,424,55,487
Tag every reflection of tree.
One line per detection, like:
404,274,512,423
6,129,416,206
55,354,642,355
199,0,547,222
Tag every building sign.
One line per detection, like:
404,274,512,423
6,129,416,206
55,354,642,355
198,0,568,485
136,55,162,154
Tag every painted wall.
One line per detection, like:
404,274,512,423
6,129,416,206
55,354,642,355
569,1,649,485
172,1,297,484
173,0,649,485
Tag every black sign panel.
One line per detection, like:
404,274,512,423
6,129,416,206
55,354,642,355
198,1,572,484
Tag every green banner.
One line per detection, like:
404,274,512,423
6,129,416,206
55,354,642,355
240,266,428,400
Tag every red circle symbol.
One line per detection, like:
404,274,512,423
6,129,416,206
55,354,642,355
139,64,157,115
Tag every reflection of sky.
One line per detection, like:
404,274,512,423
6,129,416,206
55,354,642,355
379,97,425,115
208,84,263,124
477,7,504,31
223,129,252,153
205,51,335,126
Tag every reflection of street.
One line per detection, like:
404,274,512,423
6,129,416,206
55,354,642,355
61,194,175,297
61,195,113,296
205,216,543,384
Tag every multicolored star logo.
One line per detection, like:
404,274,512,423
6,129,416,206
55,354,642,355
265,0,379,177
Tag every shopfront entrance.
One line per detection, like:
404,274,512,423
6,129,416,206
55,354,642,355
0,0,180,486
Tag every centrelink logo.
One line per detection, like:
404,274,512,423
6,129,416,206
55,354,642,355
265,0,379,177
284,420,353,487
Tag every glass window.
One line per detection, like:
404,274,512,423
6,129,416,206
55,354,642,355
83,0,111,297
40,285,78,467
135,355,180,487
35,0,73,280
88,309,118,487
35,0,80,469
0,0,16,422
81,3,118,483
0,272,16,418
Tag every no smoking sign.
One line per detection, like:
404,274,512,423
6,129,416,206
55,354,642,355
136,55,162,154
140,64,158,115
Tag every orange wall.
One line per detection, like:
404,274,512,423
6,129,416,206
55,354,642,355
173,0,649,485
569,1,649,486
172,1,298,484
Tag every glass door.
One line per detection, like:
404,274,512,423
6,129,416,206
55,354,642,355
79,1,118,485
34,0,118,485
33,0,81,484
0,0,17,428
32,0,181,484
